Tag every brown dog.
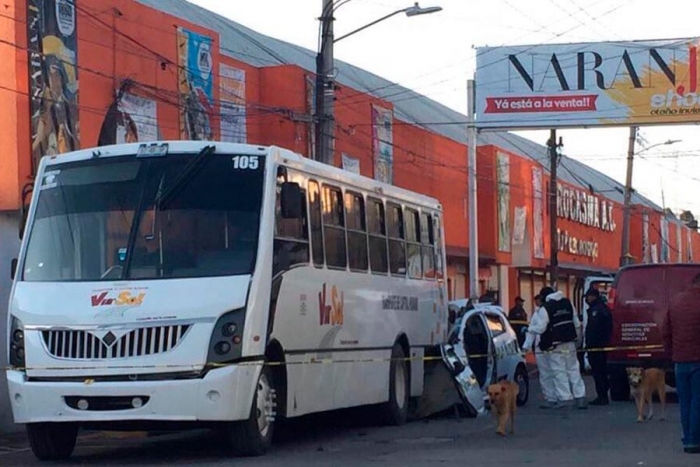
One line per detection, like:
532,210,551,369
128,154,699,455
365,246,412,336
487,380,519,436
626,367,667,423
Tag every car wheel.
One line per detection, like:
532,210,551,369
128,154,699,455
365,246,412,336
226,365,277,456
382,343,410,425
515,364,529,407
27,422,79,461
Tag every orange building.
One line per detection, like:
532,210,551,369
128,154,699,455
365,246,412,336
1,0,699,432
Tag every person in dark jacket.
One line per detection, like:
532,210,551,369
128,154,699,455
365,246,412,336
508,296,528,347
663,273,700,454
584,288,613,406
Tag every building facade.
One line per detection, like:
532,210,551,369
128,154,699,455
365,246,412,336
0,0,698,432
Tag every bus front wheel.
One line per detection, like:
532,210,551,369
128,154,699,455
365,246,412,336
227,365,276,456
382,343,409,426
26,422,78,461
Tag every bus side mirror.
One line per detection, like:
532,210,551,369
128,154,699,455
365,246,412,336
280,182,302,219
10,258,17,280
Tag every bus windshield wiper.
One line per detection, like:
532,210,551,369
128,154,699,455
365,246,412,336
157,145,216,210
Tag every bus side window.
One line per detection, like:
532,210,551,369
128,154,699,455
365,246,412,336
308,180,324,267
368,197,388,274
322,185,347,269
273,179,309,277
387,203,406,276
345,192,368,272
433,214,445,280
405,208,422,279
421,212,435,280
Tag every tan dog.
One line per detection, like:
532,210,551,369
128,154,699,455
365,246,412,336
626,367,667,423
487,380,519,436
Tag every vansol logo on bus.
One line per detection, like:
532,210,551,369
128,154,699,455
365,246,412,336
318,283,344,326
91,290,146,307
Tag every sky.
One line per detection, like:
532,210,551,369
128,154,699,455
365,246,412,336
189,0,700,215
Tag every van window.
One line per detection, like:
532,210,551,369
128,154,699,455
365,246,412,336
308,180,324,267
322,186,347,269
273,178,309,277
387,203,406,276
421,212,435,279
405,208,422,279
345,192,368,272
368,197,388,274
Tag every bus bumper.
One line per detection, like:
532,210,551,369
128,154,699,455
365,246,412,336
6,364,262,424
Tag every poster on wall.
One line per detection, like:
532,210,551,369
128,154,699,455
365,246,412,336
688,228,694,262
342,153,360,174
475,38,700,130
28,0,80,174
220,64,246,143
676,224,683,263
177,27,214,141
98,92,159,146
497,152,511,252
660,218,670,262
642,213,650,263
512,207,527,246
651,244,659,264
371,105,393,184
532,167,545,259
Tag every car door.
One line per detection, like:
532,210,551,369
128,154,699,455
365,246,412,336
485,307,519,381
440,313,486,415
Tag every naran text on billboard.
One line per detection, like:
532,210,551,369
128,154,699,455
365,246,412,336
474,38,700,129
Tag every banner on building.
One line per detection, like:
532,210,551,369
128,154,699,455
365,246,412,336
642,213,651,263
177,27,214,141
661,218,670,262
677,223,683,262
688,227,694,262
475,38,700,130
28,0,80,174
371,105,393,184
497,152,511,252
98,92,159,146
532,167,545,259
651,243,659,264
512,206,527,246
220,64,246,143
342,153,360,174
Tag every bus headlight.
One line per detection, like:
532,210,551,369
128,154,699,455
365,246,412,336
9,316,25,369
207,309,245,365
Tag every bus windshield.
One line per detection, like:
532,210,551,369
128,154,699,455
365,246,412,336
22,153,265,282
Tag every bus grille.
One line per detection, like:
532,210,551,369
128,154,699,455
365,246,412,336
41,325,192,360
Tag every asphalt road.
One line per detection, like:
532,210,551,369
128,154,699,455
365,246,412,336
0,375,693,467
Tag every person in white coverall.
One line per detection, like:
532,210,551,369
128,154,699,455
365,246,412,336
523,294,557,408
528,287,588,409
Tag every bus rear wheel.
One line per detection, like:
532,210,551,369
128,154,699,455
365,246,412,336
382,343,409,426
227,365,276,457
26,422,78,461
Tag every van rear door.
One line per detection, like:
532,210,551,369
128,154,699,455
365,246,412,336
609,267,667,364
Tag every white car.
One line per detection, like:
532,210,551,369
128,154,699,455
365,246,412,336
441,301,530,415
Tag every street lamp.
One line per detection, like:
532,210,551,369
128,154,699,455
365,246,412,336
315,1,442,165
619,126,681,267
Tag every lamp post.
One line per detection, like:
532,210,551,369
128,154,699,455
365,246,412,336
619,126,681,267
314,1,442,165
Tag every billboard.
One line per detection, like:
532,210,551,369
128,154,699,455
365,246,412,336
220,64,246,144
475,38,700,129
98,92,159,146
27,0,80,173
371,105,393,184
177,28,214,140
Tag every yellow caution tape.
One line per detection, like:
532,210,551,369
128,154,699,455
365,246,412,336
3,344,665,372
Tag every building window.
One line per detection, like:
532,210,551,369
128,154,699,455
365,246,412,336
387,202,406,276
368,197,388,274
308,180,324,267
405,208,422,279
345,191,368,272
322,185,347,269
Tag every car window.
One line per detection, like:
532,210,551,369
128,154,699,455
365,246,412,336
485,313,505,337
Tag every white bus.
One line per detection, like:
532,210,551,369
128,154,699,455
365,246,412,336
6,141,448,460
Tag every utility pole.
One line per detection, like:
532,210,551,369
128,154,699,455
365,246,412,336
467,80,479,300
548,129,561,288
620,125,637,267
315,0,335,165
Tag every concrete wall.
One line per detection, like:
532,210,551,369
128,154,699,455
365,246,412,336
0,211,20,433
